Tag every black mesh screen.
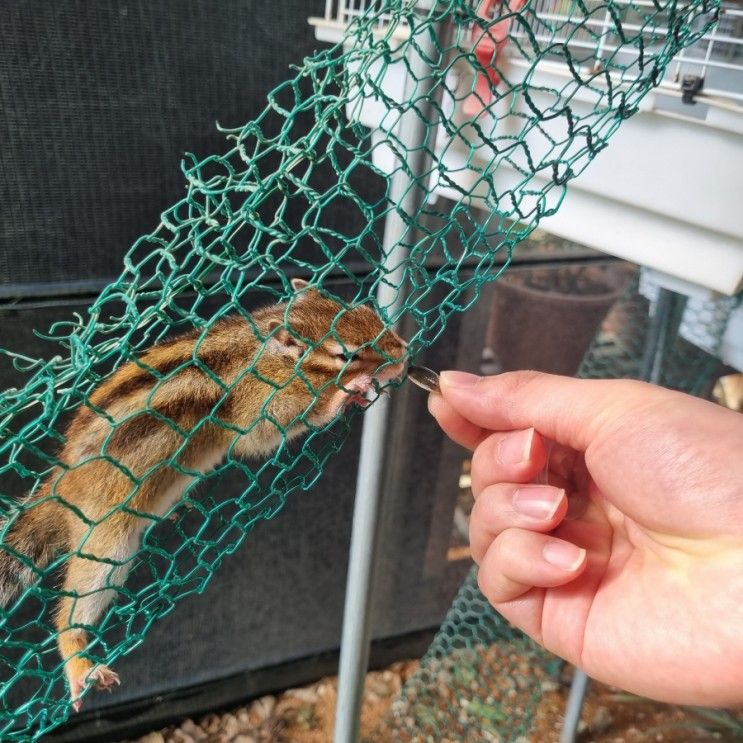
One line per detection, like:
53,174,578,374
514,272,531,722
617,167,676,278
0,0,338,291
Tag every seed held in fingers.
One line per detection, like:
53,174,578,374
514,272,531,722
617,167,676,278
407,365,441,394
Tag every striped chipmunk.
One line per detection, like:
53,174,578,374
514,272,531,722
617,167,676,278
0,279,407,710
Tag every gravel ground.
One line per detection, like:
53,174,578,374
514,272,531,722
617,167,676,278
128,661,419,743
126,659,743,743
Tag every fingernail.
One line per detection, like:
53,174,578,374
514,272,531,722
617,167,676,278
542,541,586,571
497,428,535,465
440,370,480,389
513,486,564,520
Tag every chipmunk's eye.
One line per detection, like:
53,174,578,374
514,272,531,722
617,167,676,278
329,342,361,363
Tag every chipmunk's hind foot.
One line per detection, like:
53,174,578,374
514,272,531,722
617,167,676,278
88,664,120,691
67,658,120,712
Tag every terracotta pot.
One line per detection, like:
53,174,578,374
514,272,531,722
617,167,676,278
482,263,632,376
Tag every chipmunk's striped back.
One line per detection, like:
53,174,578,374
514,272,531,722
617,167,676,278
0,281,407,710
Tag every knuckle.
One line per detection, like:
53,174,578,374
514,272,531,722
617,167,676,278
490,527,518,565
481,370,545,428
468,497,491,547
476,564,499,601
471,483,508,522
487,539,507,571
469,491,487,525
471,436,496,479
477,546,513,604
493,369,544,397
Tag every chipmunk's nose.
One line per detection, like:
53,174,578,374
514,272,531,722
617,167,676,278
391,360,407,381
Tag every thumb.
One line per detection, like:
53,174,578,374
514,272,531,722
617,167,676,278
439,370,635,453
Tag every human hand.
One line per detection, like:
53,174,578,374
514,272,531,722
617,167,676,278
429,370,743,706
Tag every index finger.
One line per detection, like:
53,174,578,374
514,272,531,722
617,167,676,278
438,370,640,453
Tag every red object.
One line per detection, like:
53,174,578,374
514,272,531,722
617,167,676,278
463,0,526,116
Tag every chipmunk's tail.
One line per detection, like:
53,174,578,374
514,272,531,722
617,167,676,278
0,486,68,607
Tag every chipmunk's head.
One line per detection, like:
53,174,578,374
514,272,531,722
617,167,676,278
265,279,407,408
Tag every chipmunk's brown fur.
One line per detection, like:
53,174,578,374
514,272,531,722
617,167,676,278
0,280,406,709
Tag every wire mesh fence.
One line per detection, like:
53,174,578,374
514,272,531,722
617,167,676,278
0,0,722,738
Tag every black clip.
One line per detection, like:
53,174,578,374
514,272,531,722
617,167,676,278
681,75,704,105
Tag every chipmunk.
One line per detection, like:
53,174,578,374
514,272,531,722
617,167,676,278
0,279,407,710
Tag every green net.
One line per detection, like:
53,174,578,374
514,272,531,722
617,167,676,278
0,0,720,738
377,566,557,742
380,268,734,741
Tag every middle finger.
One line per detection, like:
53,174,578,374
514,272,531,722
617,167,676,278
471,428,547,497
470,482,568,564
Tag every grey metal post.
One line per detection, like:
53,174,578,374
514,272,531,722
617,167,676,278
560,281,680,743
560,667,590,743
333,10,442,743
640,286,683,384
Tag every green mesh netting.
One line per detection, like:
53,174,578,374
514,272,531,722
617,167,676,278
380,270,734,741
379,566,556,742
0,0,720,738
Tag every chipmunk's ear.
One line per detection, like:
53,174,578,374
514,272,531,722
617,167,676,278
290,278,321,304
267,319,305,359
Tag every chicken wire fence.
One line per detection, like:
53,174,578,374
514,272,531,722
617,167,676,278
377,271,736,742
0,0,721,738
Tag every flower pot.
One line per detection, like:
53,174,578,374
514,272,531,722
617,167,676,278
482,263,632,376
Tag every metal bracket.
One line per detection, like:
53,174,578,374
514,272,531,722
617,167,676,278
681,74,704,104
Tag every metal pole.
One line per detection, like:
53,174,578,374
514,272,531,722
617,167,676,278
560,280,681,743
333,11,442,743
640,285,683,384
560,667,590,743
